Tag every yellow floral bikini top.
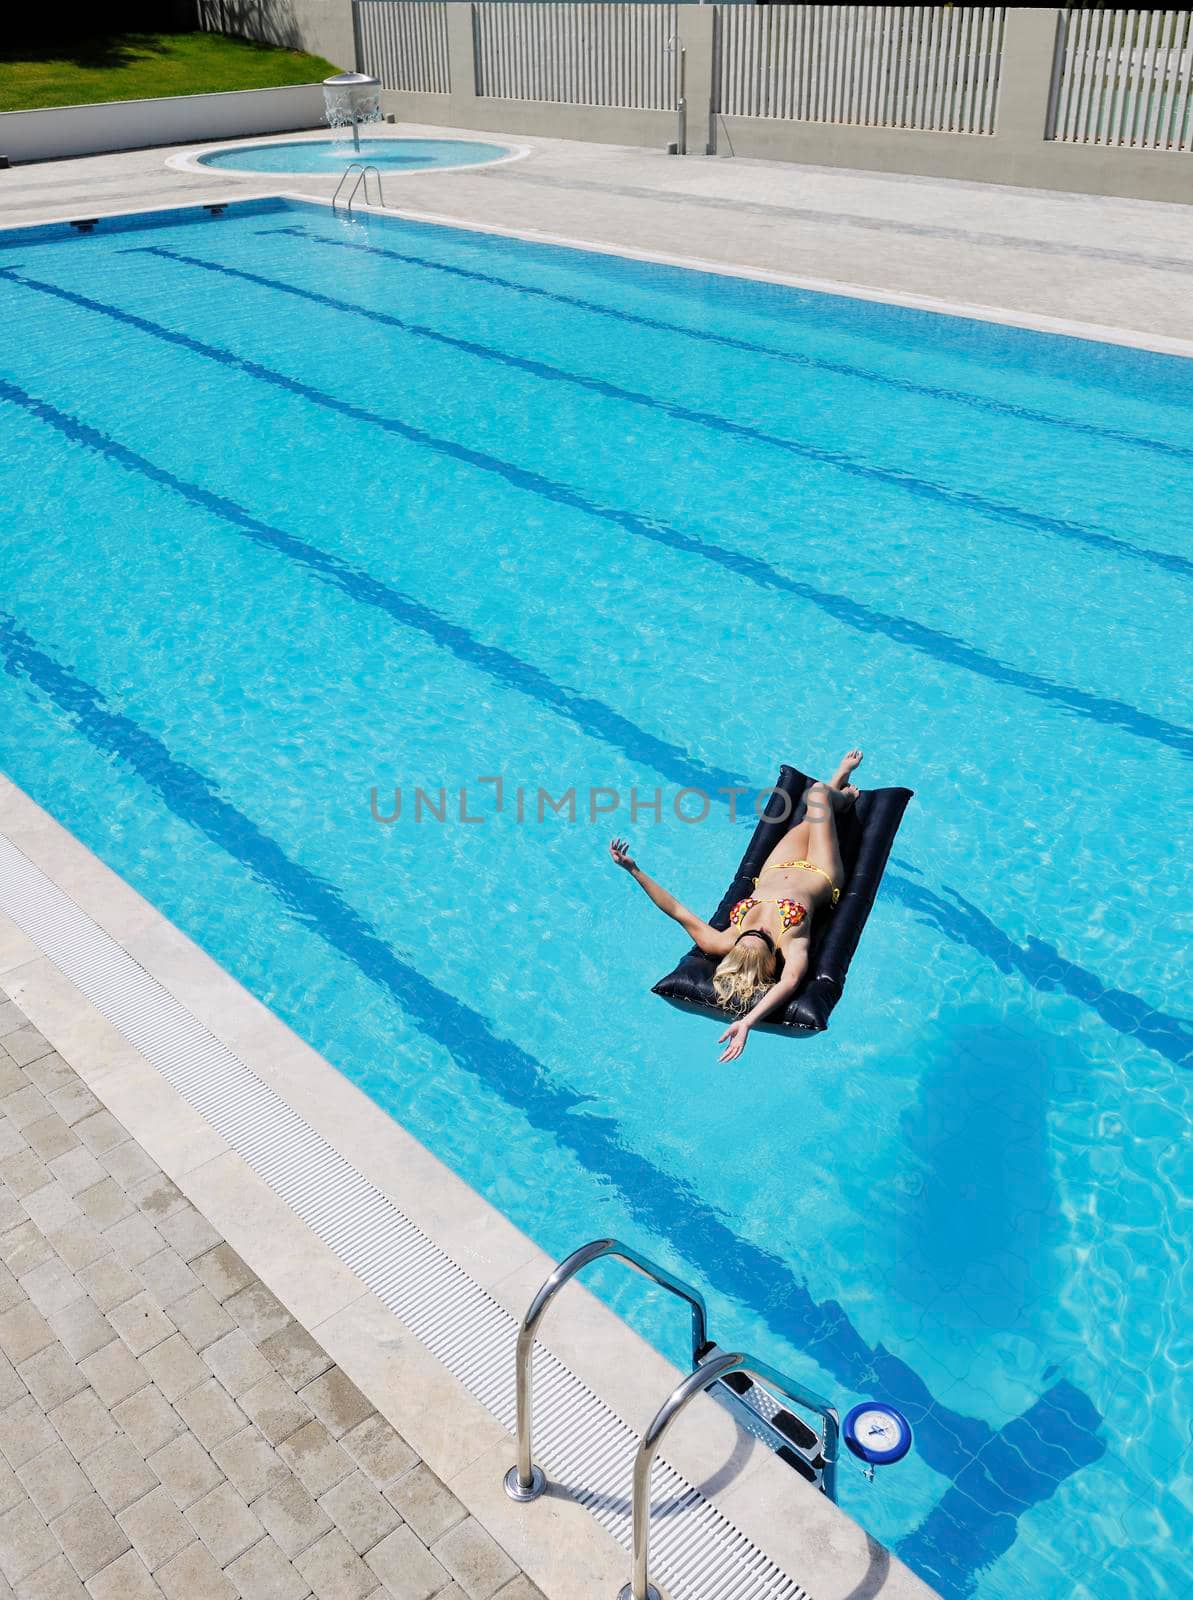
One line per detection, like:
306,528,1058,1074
728,860,841,936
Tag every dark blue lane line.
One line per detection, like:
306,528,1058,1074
139,244,1192,583
264,222,1193,469
6,269,1190,765
0,384,735,795
0,609,1103,1589
896,1382,1106,1600
5,373,1188,1078
918,879,1193,1072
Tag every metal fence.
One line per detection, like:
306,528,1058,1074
355,0,451,95
473,2,679,109
717,4,1005,132
1048,7,1193,148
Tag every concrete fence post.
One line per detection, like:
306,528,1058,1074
445,1,478,102
681,6,717,156
995,8,1064,153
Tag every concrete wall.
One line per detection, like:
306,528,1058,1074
197,0,355,69
0,83,326,165
381,90,677,150
185,2,1192,205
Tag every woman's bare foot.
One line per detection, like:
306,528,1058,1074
830,749,864,790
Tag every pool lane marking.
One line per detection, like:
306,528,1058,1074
262,223,1193,470
4,266,1190,768
895,1381,1108,1600
888,869,1192,1073
137,243,1192,584
0,605,1106,1590
2,369,1188,1079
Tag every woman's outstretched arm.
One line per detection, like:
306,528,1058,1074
717,941,809,1062
609,839,733,957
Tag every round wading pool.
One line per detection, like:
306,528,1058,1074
194,137,514,175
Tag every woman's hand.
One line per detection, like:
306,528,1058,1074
609,837,637,872
717,1019,752,1062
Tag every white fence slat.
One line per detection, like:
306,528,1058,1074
1159,10,1178,148
1064,6,1085,139
1054,7,1076,139
897,9,916,129
1137,9,1163,147
928,5,946,130
1170,16,1189,148
960,6,979,134
1165,11,1189,149
1093,9,1113,142
1119,8,1137,143
880,6,896,127
1091,9,1116,141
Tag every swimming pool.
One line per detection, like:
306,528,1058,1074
192,136,512,174
0,196,1188,1600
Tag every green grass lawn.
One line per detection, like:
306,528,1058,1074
0,31,339,113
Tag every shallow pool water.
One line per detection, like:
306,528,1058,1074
0,196,1189,1600
195,136,511,174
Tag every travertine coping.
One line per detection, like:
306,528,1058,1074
0,775,935,1600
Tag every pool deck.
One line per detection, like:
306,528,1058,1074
3,121,1193,351
3,123,1189,1600
0,986,537,1600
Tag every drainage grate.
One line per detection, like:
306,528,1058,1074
0,832,809,1600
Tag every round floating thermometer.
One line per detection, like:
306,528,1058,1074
843,1402,913,1467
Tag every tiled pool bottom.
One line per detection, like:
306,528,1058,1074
1,194,1190,1600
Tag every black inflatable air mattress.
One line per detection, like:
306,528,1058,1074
652,765,912,1034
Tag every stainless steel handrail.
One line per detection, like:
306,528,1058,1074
618,1351,841,1600
331,163,385,214
331,162,365,209
503,1238,709,1502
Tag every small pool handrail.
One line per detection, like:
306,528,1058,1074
503,1237,709,1502
331,162,385,214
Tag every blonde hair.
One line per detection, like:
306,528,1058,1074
713,937,778,1014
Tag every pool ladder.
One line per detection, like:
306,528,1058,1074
503,1238,841,1600
332,163,385,215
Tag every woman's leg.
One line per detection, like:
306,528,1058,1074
803,781,844,886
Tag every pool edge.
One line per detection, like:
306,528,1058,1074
0,772,939,1600
3,187,1192,361
165,131,531,180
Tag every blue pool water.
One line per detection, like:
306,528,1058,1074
0,197,1190,1600
196,136,511,174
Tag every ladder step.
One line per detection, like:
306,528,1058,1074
772,1407,822,1455
721,1370,821,1454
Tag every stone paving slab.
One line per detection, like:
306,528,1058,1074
0,999,542,1600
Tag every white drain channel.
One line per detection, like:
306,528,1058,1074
0,832,808,1600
